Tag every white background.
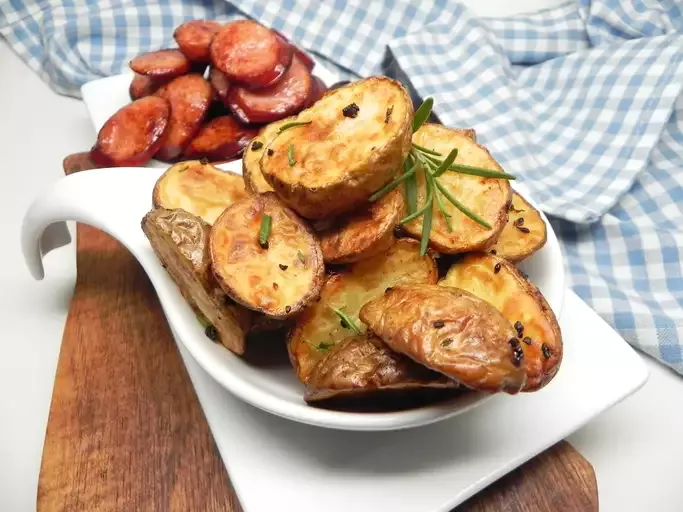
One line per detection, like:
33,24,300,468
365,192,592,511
2,1,683,510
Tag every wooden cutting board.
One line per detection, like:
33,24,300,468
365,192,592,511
36,158,599,512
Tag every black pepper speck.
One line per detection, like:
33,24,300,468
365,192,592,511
342,103,360,118
267,148,274,156
512,346,524,366
440,338,454,347
514,217,525,227
508,337,520,348
279,264,288,270
542,343,552,359
494,263,502,274
251,140,263,151
522,336,532,345
205,325,218,341
285,306,292,314
433,320,445,328
516,225,531,234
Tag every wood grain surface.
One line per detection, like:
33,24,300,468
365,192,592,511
36,156,599,511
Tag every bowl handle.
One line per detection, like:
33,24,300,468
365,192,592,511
21,168,141,280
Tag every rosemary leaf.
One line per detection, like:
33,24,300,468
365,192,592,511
369,158,420,201
446,162,516,180
288,144,296,166
430,173,453,232
330,307,361,334
400,173,433,225
405,173,418,215
412,142,441,156
277,120,312,134
420,176,434,256
259,214,272,248
433,148,459,177
412,97,434,133
434,180,492,229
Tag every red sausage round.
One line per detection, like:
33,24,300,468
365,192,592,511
154,74,213,162
227,56,312,125
183,116,258,161
91,96,170,167
174,20,223,62
130,49,191,79
210,20,293,89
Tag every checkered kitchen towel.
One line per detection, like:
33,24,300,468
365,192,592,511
2,0,683,374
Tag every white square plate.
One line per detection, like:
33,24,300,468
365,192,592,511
79,67,648,510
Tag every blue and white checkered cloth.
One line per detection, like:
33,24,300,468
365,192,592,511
2,0,682,375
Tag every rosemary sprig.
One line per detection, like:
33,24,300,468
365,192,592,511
370,97,516,255
330,307,362,334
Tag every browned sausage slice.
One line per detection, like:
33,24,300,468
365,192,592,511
273,29,315,72
130,49,191,78
227,56,312,125
209,67,230,103
210,20,293,89
91,96,170,167
62,151,107,175
174,20,223,62
183,116,258,161
154,74,213,162
129,74,168,100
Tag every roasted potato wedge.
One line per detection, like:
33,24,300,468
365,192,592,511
242,117,294,194
488,191,547,263
260,76,413,219
318,188,403,264
210,192,324,318
439,253,561,391
305,333,457,403
403,124,511,253
141,208,252,354
359,284,527,394
153,160,249,225
288,238,437,383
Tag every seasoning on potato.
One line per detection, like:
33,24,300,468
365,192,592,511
487,191,547,263
210,192,324,318
259,76,414,219
153,160,249,225
305,333,457,403
288,238,437,383
359,284,528,394
141,208,252,354
439,253,562,391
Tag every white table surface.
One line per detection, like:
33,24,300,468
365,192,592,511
2,2,683,510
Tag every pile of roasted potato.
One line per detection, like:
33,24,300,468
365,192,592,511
141,76,562,410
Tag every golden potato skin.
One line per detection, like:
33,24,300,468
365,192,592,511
210,192,324,318
404,124,511,253
318,187,403,264
305,334,456,402
439,253,562,391
288,238,437,383
152,160,249,225
141,208,252,354
260,76,413,219
488,192,547,263
359,284,527,394
242,117,294,194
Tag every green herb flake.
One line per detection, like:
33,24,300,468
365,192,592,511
259,214,272,248
277,120,312,134
330,307,361,334
288,144,296,167
412,97,434,133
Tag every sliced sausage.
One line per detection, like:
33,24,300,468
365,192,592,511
129,74,168,100
209,67,230,103
91,96,170,167
273,29,315,72
62,151,107,175
154,74,213,162
130,49,191,78
227,56,312,125
306,75,327,108
210,20,293,89
174,20,223,62
183,116,258,161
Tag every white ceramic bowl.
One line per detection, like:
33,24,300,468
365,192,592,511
21,63,564,431
21,160,564,431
